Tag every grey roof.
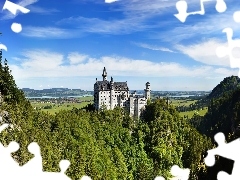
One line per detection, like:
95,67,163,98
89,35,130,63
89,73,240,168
113,82,128,90
94,81,128,91
129,94,145,98
94,81,110,90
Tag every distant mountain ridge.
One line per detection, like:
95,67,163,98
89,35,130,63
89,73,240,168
207,76,240,100
21,88,93,97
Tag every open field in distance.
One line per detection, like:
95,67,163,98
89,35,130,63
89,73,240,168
30,96,94,115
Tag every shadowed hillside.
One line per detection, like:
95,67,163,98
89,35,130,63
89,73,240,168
207,76,240,100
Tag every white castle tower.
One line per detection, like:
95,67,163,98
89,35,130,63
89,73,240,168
144,82,151,100
94,67,150,118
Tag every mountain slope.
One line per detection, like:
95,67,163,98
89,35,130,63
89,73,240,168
207,76,240,100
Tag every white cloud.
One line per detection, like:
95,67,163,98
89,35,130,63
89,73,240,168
21,26,78,38
26,6,60,14
18,0,38,7
56,16,150,35
9,49,238,82
134,42,175,53
67,52,88,65
55,0,197,35
20,49,63,70
175,39,232,67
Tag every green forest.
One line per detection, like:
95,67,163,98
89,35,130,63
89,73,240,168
0,50,239,179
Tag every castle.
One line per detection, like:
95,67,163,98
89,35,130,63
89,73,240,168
94,67,151,118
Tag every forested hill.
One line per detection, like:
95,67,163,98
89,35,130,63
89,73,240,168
0,51,215,179
207,76,240,100
191,75,240,138
184,76,240,111
189,78,240,179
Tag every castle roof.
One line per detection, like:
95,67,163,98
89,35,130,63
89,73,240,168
113,82,128,90
95,81,128,91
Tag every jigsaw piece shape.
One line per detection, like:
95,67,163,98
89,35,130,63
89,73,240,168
215,0,227,13
170,165,190,180
0,44,7,51
19,143,73,180
0,123,74,179
2,0,30,15
216,9,240,77
19,142,43,179
204,132,240,179
216,28,240,77
154,177,165,180
175,0,227,23
2,0,31,33
0,123,9,132
154,165,190,180
233,11,240,23
217,171,239,180
80,175,92,180
41,160,71,180
0,141,21,179
41,162,92,180
105,0,118,3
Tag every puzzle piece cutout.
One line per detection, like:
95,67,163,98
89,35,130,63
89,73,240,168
154,165,190,180
174,0,227,23
216,11,240,77
0,44,7,51
2,0,30,33
0,32,7,51
204,132,240,180
0,123,92,180
105,0,118,3
3,0,30,15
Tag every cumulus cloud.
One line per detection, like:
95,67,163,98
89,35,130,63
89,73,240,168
67,52,88,65
9,49,238,82
20,49,63,70
175,39,231,67
134,42,175,53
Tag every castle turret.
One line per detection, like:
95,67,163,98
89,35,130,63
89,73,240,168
110,76,114,110
102,67,107,81
144,82,151,100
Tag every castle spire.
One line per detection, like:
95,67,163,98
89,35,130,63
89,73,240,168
144,82,151,100
102,67,107,81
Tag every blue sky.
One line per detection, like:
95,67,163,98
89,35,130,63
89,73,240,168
0,0,240,91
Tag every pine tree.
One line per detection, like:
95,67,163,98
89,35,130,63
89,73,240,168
0,50,26,104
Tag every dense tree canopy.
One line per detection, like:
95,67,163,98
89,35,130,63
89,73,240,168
0,51,218,179
189,76,240,179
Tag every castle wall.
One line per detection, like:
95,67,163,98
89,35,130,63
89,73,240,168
96,90,129,110
94,68,150,118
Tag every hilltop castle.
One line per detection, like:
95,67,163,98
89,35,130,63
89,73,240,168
94,67,150,118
